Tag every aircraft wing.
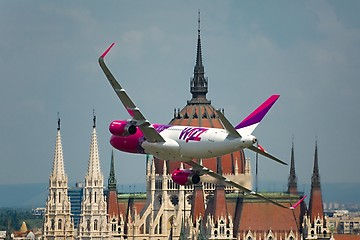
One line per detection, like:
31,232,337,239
185,160,288,209
99,43,165,143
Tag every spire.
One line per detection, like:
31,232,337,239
311,140,321,188
108,150,117,191
86,115,102,181
189,10,210,104
51,117,66,180
190,183,206,225
308,140,325,223
57,112,61,130
93,109,96,128
288,139,298,194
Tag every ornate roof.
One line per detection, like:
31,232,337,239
154,13,246,175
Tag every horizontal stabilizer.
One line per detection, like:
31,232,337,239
248,145,287,165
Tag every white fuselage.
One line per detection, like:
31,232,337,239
141,125,255,161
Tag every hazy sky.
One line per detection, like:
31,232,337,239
1,1,359,192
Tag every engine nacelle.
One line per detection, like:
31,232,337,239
241,134,257,147
171,168,200,186
109,120,137,136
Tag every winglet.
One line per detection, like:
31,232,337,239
290,195,307,210
100,42,115,59
236,95,280,135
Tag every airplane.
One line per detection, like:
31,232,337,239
99,43,303,209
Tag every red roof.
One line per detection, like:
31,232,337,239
333,234,360,240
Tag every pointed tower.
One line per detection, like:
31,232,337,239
78,114,109,239
203,160,234,239
188,11,210,105
107,150,123,238
288,140,298,194
43,118,74,240
303,141,329,239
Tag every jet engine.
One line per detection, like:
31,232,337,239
109,120,137,136
171,168,200,186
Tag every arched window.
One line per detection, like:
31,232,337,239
58,219,62,230
51,219,55,230
94,219,98,231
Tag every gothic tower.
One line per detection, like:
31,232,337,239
303,141,330,239
107,150,125,239
288,140,298,194
43,118,74,240
78,115,109,239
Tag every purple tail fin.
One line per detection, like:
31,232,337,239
235,95,280,135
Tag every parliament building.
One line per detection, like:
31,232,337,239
42,20,333,240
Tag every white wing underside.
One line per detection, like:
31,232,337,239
99,43,165,143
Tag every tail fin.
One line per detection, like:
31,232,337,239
236,95,280,135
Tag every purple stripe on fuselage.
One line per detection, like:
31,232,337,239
235,95,280,129
153,124,172,133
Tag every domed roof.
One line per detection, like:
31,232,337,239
154,22,246,175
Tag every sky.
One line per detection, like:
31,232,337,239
1,1,360,193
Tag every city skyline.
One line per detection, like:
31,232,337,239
1,1,360,188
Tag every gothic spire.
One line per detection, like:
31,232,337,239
189,10,210,104
311,140,321,188
51,117,66,180
288,139,298,194
108,149,117,191
86,115,102,181
308,140,325,222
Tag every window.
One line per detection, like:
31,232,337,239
58,219,62,230
51,219,55,230
94,219,98,231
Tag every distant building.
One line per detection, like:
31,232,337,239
68,182,84,228
327,210,360,234
32,207,45,216
0,231,6,240
11,222,36,240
